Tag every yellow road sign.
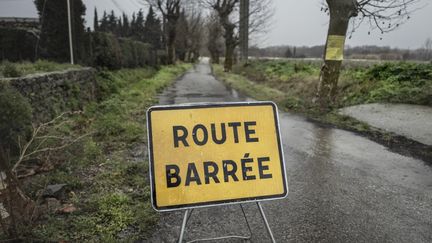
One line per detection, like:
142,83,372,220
147,102,288,211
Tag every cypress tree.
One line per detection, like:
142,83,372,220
100,11,108,32
130,9,145,41
34,0,86,62
94,7,99,31
144,6,162,49
116,18,122,36
130,12,136,37
122,13,130,37
108,10,117,33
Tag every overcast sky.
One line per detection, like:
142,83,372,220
1,0,431,49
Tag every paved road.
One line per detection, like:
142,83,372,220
146,59,432,243
340,103,432,146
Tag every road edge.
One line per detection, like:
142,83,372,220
210,64,432,164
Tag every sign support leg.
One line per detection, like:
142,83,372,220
178,209,191,243
257,202,276,243
177,204,252,242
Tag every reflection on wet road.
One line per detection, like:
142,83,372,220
147,59,432,242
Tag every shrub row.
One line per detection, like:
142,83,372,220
0,28,38,62
84,32,161,70
0,29,163,70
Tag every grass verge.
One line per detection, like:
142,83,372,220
213,62,432,163
17,64,191,242
0,60,80,78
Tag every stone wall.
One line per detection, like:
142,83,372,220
1,68,96,122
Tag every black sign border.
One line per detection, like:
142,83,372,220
146,101,288,212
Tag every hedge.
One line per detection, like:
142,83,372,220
0,28,38,62
0,29,161,70
86,32,159,70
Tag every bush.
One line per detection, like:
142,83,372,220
0,27,38,62
0,85,32,151
33,59,59,72
88,32,157,70
365,62,432,84
2,61,22,78
90,32,123,70
95,71,120,100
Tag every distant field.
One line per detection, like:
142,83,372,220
0,60,79,78
250,57,431,68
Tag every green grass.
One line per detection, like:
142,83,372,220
222,60,432,111
339,62,432,106
227,61,321,111
214,60,432,148
0,60,79,78
214,64,311,111
19,64,191,242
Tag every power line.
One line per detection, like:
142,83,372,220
110,0,127,13
128,0,142,9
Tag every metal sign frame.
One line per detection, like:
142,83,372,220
177,202,276,243
146,101,288,212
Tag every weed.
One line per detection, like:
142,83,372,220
226,60,432,109
83,138,103,163
0,86,32,151
0,60,79,78
25,64,191,242
91,193,134,235
2,61,23,77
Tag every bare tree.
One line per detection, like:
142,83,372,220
186,10,205,62
317,0,420,109
0,112,88,239
247,0,273,44
206,11,224,64
201,0,272,71
202,0,239,71
176,4,205,62
424,37,432,61
0,147,35,239
147,0,182,64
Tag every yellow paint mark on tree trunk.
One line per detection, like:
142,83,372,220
325,35,346,61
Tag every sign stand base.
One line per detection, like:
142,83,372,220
178,202,276,243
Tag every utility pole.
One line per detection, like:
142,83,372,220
239,0,249,63
67,0,74,64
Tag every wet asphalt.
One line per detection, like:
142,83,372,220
146,59,432,243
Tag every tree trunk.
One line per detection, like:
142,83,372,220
210,51,220,64
214,54,220,64
167,36,176,64
317,0,357,110
166,21,177,65
222,19,236,72
186,51,192,63
239,0,249,63
224,44,235,72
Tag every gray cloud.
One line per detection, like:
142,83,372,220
1,0,431,48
